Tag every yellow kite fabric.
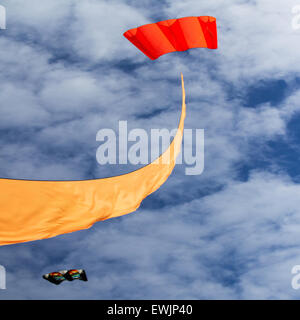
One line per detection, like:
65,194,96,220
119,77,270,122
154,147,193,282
0,75,186,246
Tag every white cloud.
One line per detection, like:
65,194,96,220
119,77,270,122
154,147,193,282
71,0,149,61
236,104,286,138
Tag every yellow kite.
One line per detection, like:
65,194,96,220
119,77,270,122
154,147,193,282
0,75,186,245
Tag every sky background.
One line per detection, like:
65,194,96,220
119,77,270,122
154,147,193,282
0,0,300,299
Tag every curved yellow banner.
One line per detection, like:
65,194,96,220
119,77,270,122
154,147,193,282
0,75,186,245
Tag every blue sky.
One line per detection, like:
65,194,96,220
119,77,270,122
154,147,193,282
1,0,300,299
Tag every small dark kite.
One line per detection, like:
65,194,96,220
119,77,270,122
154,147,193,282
43,269,88,285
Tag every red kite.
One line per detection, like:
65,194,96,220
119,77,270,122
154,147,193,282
123,16,218,60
